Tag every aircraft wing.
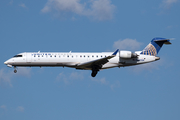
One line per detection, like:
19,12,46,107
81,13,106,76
76,49,119,69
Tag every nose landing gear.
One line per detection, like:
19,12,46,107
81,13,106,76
14,67,17,73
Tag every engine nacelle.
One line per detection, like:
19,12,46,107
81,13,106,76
120,51,138,59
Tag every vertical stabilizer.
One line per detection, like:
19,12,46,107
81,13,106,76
140,37,171,56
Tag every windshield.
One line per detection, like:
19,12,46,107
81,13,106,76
13,55,23,57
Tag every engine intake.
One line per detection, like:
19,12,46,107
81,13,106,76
120,51,138,59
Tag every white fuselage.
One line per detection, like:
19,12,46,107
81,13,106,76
4,37,170,77
4,51,159,70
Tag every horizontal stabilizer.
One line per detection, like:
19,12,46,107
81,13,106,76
164,41,171,44
153,38,172,45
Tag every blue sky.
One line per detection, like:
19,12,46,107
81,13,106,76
0,0,180,120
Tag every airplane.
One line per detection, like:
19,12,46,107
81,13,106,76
4,37,171,77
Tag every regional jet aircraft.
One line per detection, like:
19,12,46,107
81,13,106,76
4,38,171,77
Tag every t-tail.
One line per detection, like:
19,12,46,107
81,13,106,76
140,37,171,56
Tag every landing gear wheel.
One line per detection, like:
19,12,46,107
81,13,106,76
91,71,98,77
91,65,101,77
14,69,17,73
13,66,17,73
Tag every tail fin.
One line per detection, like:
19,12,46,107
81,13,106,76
140,37,171,56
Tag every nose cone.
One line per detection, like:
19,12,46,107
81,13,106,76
4,61,8,65
4,60,12,67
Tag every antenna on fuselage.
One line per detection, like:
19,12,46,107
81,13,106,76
38,51,40,53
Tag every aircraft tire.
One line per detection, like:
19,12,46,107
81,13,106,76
14,69,17,73
91,71,98,77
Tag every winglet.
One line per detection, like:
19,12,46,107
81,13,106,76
112,49,119,56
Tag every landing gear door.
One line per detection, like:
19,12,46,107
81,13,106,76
26,53,32,63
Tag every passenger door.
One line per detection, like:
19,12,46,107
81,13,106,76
26,53,32,63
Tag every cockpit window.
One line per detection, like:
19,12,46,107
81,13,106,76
13,55,23,57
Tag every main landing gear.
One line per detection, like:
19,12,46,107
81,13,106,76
14,67,17,73
91,70,98,77
91,65,101,77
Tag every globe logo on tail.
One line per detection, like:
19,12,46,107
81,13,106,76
141,43,157,56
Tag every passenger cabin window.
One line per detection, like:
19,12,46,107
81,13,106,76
13,55,23,57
